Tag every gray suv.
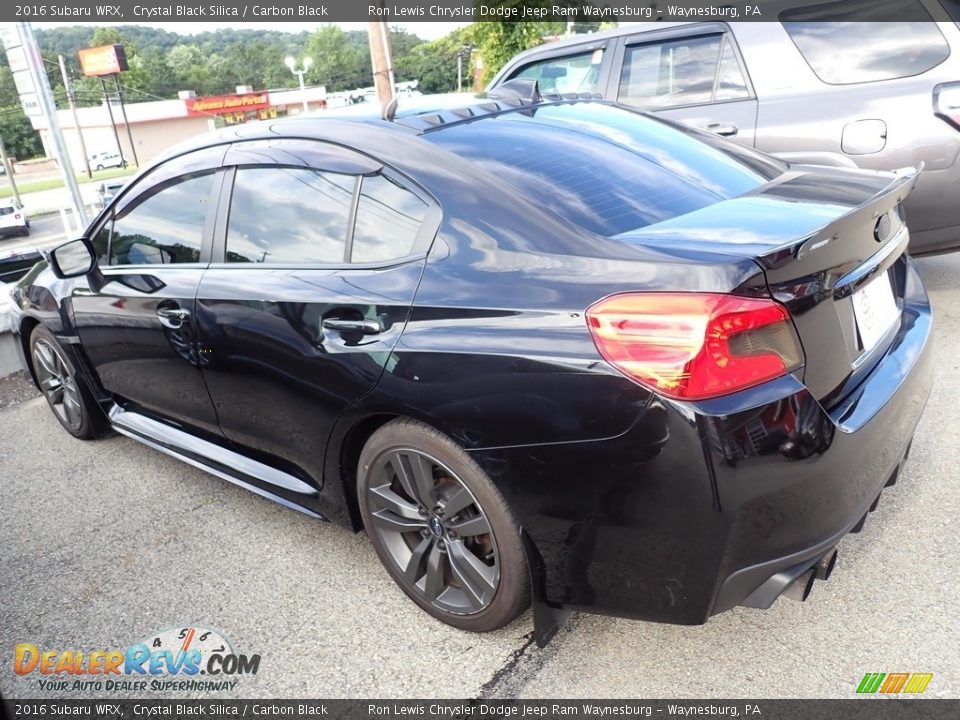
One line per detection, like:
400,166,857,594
489,2,960,254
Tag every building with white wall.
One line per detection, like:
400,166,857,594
29,85,328,172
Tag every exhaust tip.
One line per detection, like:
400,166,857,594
782,569,816,602
814,549,838,581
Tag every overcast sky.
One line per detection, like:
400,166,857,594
34,21,470,41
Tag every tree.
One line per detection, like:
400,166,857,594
0,65,42,160
303,26,369,92
395,28,474,94
465,10,565,86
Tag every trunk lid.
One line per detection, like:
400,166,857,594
617,164,921,404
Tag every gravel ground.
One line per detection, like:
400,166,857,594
0,370,38,409
0,254,957,699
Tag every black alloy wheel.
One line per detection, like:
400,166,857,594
358,419,529,632
30,326,106,440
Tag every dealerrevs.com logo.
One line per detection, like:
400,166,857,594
14,625,261,692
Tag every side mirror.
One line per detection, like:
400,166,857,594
49,238,97,279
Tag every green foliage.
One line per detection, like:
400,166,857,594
0,66,42,160
304,26,370,91
0,21,617,160
395,28,474,94
465,4,565,86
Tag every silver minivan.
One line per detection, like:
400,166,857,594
489,1,960,254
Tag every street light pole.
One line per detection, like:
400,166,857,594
284,56,313,112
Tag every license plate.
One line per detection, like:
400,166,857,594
852,271,899,353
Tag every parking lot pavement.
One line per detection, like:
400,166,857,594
1,253,958,700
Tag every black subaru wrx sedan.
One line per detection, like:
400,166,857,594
11,95,933,640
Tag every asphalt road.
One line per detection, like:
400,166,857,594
1,254,958,700
1,215,77,254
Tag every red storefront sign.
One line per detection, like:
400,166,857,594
186,92,270,117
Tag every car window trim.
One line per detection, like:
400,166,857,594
342,174,362,263
616,95,758,113
112,144,229,216
616,23,757,106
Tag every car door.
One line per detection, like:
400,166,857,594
614,24,759,146
194,139,441,488
71,146,226,436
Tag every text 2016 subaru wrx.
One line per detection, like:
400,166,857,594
11,90,933,640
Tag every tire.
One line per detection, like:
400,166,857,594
96,164,104,171
21,226,29,236
357,418,530,632
30,325,107,440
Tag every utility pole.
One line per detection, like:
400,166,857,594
0,137,21,207
17,22,87,226
457,46,472,93
367,19,395,115
58,54,92,179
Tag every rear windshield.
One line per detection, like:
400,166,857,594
781,0,950,84
0,207,14,216
425,102,784,237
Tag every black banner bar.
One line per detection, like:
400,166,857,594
3,700,960,720
4,0,960,24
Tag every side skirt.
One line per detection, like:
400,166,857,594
109,405,326,521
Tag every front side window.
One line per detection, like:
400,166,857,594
781,0,949,84
619,34,750,109
226,167,355,264
351,175,428,264
510,49,604,95
109,172,214,265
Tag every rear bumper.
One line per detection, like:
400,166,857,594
709,255,933,614
471,257,933,624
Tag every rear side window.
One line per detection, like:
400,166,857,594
352,174,428,263
426,103,783,237
0,207,13,216
619,34,750,108
509,49,604,95
781,0,949,84
226,167,355,264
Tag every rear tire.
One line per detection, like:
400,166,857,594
357,418,530,632
30,325,107,440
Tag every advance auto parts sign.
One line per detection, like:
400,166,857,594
186,93,270,116
13,625,261,693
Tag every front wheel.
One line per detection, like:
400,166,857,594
30,325,106,440
357,419,530,632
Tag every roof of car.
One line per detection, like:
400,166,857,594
151,95,612,168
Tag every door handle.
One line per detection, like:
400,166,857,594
156,306,191,330
321,318,383,335
705,123,738,138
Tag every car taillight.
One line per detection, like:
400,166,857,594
934,82,960,131
586,293,804,401
14,214,20,219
